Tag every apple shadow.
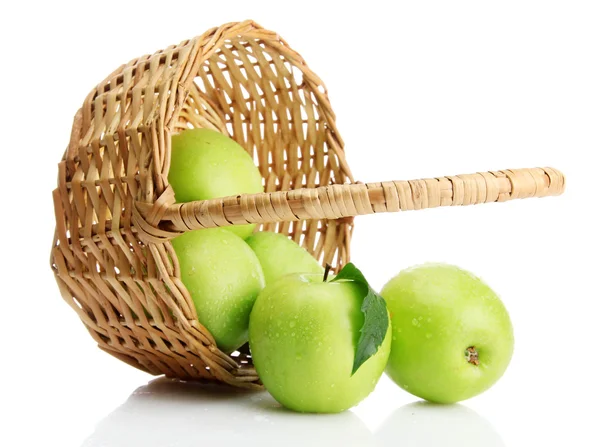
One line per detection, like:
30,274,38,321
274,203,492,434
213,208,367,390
376,401,505,447
81,377,376,447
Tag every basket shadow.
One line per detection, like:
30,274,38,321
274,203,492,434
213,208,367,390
81,377,375,447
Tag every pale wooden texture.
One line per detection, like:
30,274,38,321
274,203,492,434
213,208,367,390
50,20,565,388
135,167,565,238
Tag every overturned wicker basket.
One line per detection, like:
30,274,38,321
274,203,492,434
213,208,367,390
51,20,565,389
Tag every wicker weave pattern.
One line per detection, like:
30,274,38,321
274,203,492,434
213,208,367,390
51,20,352,387
50,20,565,388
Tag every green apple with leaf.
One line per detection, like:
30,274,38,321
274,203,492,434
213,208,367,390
249,264,391,413
168,128,263,239
172,228,265,353
245,231,324,285
381,263,514,403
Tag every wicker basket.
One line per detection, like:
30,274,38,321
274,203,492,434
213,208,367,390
50,20,565,389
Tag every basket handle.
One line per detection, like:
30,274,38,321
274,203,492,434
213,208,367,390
134,167,564,240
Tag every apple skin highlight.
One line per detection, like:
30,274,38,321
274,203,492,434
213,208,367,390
249,273,392,413
381,263,514,404
172,228,265,353
168,128,264,240
245,231,324,285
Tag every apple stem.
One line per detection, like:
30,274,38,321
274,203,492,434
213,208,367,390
323,264,332,282
465,346,480,366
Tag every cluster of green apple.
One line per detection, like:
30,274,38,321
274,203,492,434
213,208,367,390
168,128,324,353
168,128,515,414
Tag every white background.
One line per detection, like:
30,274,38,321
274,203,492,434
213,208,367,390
1,1,599,445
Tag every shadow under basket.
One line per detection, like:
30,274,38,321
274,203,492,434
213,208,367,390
50,20,565,389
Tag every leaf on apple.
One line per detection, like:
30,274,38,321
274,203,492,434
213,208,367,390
332,263,389,375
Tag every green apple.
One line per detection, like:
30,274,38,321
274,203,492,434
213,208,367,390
245,231,324,285
249,273,392,413
171,228,265,353
381,263,514,404
168,128,263,239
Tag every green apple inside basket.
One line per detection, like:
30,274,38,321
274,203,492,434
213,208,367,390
51,20,564,413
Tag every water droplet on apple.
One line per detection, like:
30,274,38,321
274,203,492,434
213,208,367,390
425,332,432,339
412,318,419,326
289,321,296,328
427,317,432,322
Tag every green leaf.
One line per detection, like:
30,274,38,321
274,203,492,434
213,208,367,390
332,263,389,375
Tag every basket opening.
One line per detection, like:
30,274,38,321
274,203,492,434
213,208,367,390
184,42,334,180
169,35,353,267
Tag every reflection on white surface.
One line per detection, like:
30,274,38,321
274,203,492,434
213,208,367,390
376,401,505,446
82,378,504,446
81,377,375,446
